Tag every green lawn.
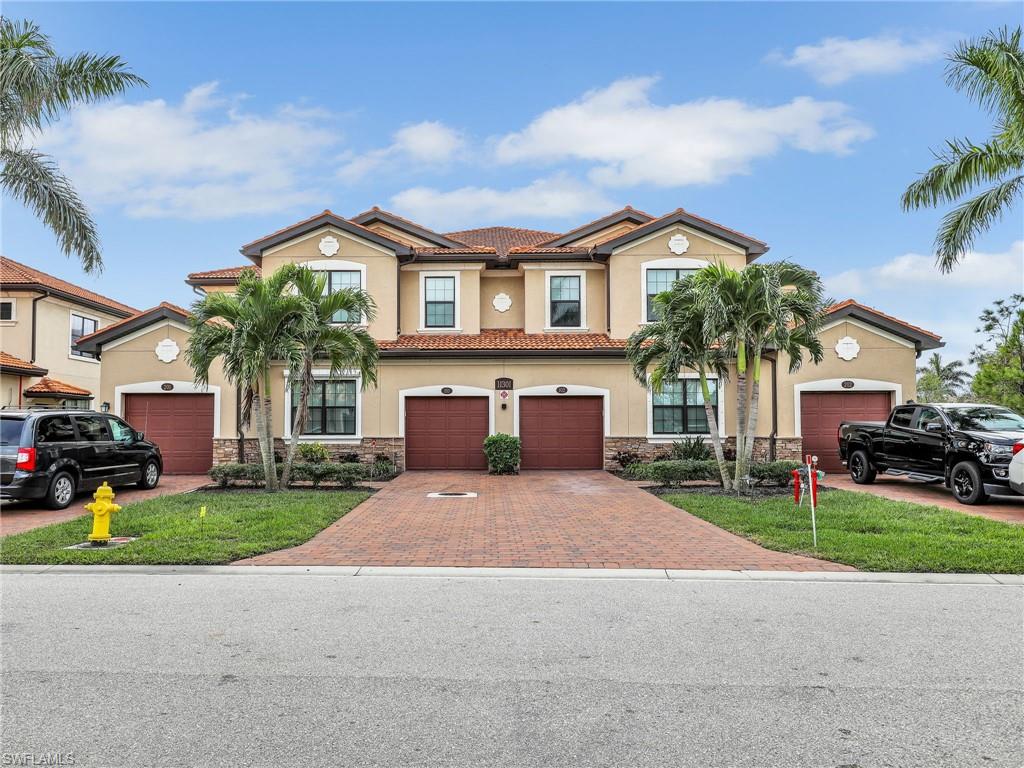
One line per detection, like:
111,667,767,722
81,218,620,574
0,490,368,565
663,489,1024,573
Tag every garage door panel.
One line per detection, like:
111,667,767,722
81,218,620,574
801,391,892,472
520,396,604,470
405,396,489,470
124,393,214,474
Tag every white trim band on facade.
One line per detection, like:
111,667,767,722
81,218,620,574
793,378,902,438
113,380,222,438
512,385,611,437
398,385,495,437
645,372,726,440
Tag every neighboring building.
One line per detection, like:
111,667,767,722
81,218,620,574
72,206,943,475
1,256,136,410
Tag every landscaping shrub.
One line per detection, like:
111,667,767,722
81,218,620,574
628,459,720,485
483,433,520,475
368,453,397,479
297,442,330,463
670,437,712,461
209,462,366,488
337,451,361,464
749,460,803,487
612,449,643,469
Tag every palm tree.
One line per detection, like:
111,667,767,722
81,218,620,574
902,26,1023,272
690,262,827,486
626,281,732,488
916,353,971,401
186,266,307,491
1,18,146,273
280,267,379,487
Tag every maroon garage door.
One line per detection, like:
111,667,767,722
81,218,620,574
124,393,214,474
519,396,604,470
800,391,892,472
405,396,489,470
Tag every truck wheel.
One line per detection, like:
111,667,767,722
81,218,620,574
950,461,988,505
45,471,76,510
849,450,876,484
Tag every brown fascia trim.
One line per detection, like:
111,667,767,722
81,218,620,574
591,211,769,261
240,213,414,262
350,210,465,249
399,253,495,264
6,283,135,319
508,253,606,265
185,277,240,287
380,348,627,359
74,306,190,354
827,305,943,352
1,363,48,377
540,210,655,248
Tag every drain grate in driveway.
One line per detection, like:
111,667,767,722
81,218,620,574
426,492,478,498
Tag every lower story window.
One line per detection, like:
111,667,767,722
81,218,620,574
292,379,357,435
652,378,718,434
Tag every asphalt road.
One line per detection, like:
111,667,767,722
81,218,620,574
1,570,1021,767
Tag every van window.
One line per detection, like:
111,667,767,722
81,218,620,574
1,417,25,450
73,415,110,442
107,418,134,443
37,416,75,443
890,408,915,428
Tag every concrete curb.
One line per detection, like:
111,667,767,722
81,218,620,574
1,564,1020,585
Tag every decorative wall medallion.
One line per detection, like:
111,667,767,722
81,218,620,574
318,235,340,257
492,292,512,313
154,338,180,363
668,234,690,255
835,336,860,361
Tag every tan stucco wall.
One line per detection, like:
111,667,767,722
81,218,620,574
608,225,748,339
398,265,482,335
259,225,399,341
97,323,236,437
775,321,919,438
480,272,525,329
1,373,30,408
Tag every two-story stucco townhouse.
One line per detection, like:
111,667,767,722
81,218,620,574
71,206,943,475
1,257,136,410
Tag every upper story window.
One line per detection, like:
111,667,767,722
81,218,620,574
423,275,457,329
546,271,586,330
321,270,362,324
0,299,15,321
652,378,718,435
70,313,98,359
292,379,357,435
645,269,696,321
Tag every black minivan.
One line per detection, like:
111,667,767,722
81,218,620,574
0,408,163,509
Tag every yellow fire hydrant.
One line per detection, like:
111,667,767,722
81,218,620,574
86,482,121,545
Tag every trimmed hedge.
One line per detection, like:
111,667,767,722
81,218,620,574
209,462,366,489
483,433,521,475
623,459,803,487
748,460,803,486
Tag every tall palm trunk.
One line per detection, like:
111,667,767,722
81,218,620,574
251,384,274,491
262,370,278,491
281,360,312,488
700,372,731,490
733,341,748,487
742,354,762,475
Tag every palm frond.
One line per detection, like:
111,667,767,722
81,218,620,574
934,174,1024,271
902,137,1023,210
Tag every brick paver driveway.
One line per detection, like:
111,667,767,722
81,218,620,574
239,471,850,571
0,475,209,537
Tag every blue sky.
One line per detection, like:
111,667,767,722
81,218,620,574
4,1,1022,361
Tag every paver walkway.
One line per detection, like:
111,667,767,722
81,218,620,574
0,475,209,537
825,474,1024,524
239,470,851,570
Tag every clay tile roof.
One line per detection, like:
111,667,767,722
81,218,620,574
537,205,656,247
413,246,497,255
351,207,468,246
0,351,47,375
379,329,627,351
0,256,136,316
23,376,92,397
75,301,192,346
442,226,562,258
826,299,942,341
186,265,261,281
506,245,587,255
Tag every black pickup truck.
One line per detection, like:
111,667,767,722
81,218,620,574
838,403,1024,505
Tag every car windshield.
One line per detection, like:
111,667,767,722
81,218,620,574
0,417,25,451
943,407,1024,432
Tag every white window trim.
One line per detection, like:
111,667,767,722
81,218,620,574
418,271,461,332
513,385,610,437
299,259,369,326
69,310,102,364
793,378,900,438
0,298,16,324
640,257,710,324
283,368,362,443
113,380,221,438
544,270,587,331
646,372,726,441
398,385,495,436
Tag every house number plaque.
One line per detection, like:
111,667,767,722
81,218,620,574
494,377,513,390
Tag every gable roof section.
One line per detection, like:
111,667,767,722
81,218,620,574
74,302,192,354
350,207,467,248
538,206,655,247
23,376,93,398
826,299,943,351
442,226,562,259
240,210,414,262
590,208,769,260
0,351,48,377
186,265,260,286
0,256,136,317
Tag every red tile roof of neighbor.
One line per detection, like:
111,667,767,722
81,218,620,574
186,265,260,280
827,299,942,341
0,351,47,375
0,256,136,316
443,226,563,257
74,301,192,345
379,329,627,351
22,376,92,397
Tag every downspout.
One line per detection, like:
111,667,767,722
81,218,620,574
30,291,49,362
768,352,778,462
591,249,610,334
396,259,402,337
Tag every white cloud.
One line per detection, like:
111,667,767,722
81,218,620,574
39,82,339,219
823,241,1023,362
493,76,873,188
770,34,945,86
338,121,465,181
390,175,616,230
